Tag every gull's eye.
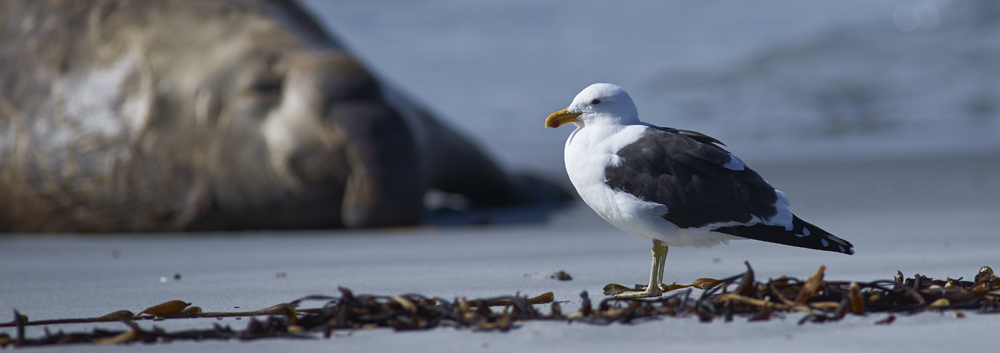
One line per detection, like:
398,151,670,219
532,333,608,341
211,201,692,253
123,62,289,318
591,99,601,105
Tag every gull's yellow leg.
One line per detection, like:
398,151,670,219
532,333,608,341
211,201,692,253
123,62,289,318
613,239,668,298
653,240,669,291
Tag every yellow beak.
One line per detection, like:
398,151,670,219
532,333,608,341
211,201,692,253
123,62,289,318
545,108,582,128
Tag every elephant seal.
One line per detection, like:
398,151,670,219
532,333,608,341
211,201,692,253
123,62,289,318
0,0,537,232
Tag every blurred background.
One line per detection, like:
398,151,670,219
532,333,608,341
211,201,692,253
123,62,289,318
3,0,998,231
302,0,1000,179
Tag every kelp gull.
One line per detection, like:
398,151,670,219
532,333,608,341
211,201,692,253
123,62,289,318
545,83,854,298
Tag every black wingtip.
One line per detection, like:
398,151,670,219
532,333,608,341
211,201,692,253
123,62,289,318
713,215,854,255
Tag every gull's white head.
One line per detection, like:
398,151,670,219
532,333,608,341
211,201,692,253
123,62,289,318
545,83,640,128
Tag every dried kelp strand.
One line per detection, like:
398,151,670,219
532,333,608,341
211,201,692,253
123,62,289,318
795,266,825,304
5,264,1000,347
849,282,864,314
138,301,190,316
734,262,756,297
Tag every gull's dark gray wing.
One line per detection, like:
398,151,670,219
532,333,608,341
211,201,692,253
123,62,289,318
604,126,853,255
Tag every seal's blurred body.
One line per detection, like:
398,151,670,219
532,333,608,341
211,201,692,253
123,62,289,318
0,0,518,231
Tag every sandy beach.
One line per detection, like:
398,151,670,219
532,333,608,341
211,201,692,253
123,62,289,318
3,152,999,351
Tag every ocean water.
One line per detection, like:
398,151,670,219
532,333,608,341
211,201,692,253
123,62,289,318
301,0,1000,176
